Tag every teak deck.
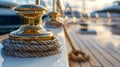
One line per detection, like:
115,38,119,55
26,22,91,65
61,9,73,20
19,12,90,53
67,25,120,67
1,25,120,67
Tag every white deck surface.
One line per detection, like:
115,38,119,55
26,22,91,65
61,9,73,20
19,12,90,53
0,28,69,67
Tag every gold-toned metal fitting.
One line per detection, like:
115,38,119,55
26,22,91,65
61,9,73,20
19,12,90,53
14,4,47,11
47,11,62,27
9,26,54,40
9,35,54,41
49,12,61,18
14,5,47,14
9,4,54,40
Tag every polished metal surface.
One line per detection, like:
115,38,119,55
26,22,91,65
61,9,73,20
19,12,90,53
47,12,62,27
10,4,54,40
49,12,61,21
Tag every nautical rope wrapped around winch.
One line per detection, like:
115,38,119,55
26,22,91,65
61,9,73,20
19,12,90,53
1,4,62,58
2,37,62,57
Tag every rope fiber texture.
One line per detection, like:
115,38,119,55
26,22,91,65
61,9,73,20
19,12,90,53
2,37,62,58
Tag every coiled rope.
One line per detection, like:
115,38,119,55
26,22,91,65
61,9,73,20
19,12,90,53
2,37,62,58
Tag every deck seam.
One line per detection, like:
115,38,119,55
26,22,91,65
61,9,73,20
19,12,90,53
94,36,120,56
88,35,120,63
69,32,91,67
83,35,115,67
70,26,103,67
78,36,107,67
67,29,81,67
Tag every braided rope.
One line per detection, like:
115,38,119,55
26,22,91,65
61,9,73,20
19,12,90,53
2,37,62,57
2,48,62,58
2,38,60,51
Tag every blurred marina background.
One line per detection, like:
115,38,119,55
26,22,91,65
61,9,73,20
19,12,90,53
0,0,120,35
0,0,116,12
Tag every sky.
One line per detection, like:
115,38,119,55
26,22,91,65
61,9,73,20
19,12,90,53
0,0,117,12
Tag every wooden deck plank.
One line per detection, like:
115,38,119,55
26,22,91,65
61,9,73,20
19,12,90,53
90,35,120,60
66,38,80,67
65,31,81,67
94,35,120,56
70,32,102,67
67,27,92,67
69,59,81,67
108,43,120,56
84,35,120,67
70,25,113,67
68,28,82,51
67,25,120,67
78,35,114,67
69,27,102,67
68,32,91,67
67,28,82,67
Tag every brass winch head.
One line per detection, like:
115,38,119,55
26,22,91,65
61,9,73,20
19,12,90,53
48,12,62,27
49,12,61,19
9,4,54,40
2,1,62,58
